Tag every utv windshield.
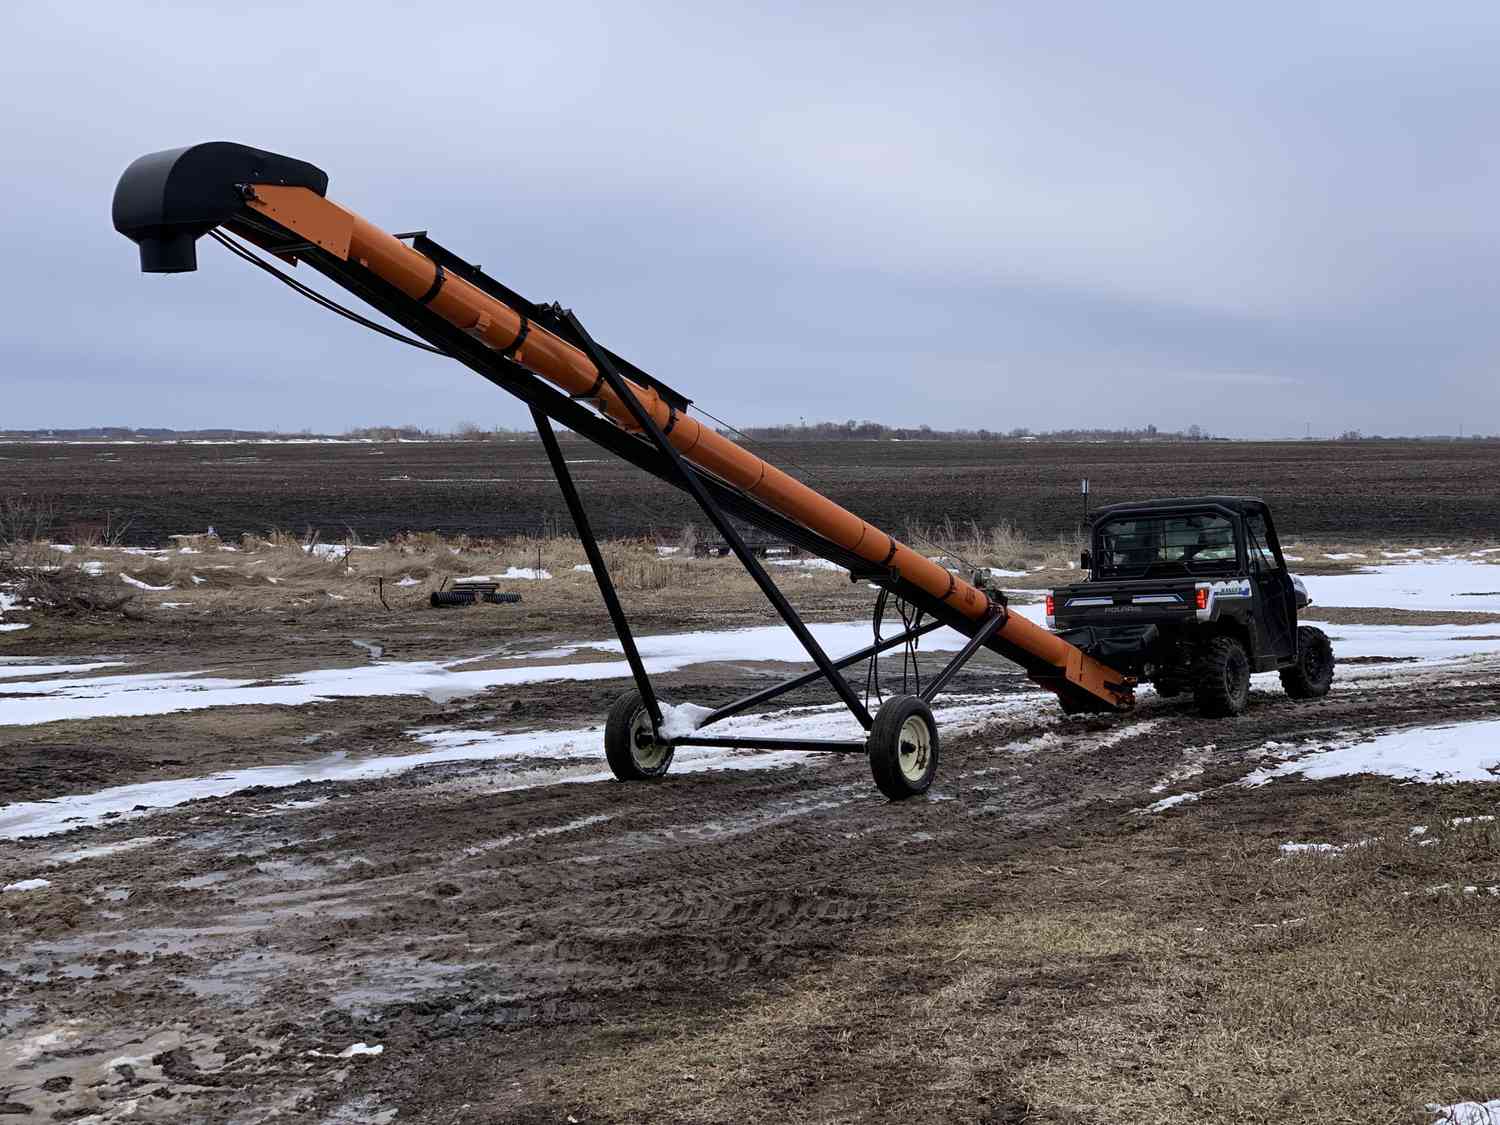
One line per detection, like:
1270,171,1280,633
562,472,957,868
1095,512,1239,578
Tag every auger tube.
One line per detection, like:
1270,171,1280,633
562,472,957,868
112,142,1133,712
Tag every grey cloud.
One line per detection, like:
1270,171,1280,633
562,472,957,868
2,2,1498,437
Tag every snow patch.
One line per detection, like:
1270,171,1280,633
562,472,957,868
1144,792,1200,813
768,557,844,572
304,543,377,561
1279,842,1344,856
1246,720,1500,785
0,692,1028,839
0,618,985,729
458,568,551,581
3,878,51,892
121,574,173,591
308,1041,384,1059
1429,1099,1500,1124
659,701,715,740
0,661,126,680
1307,561,1500,613
1299,619,1500,664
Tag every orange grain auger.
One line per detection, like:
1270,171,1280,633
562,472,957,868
114,142,1133,799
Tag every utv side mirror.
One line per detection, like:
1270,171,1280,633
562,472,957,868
1080,549,1092,571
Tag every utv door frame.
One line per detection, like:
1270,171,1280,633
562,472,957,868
1246,504,1297,667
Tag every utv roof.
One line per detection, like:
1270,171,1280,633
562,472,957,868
1088,496,1268,523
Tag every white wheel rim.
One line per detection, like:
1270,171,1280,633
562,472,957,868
631,708,669,770
896,715,932,783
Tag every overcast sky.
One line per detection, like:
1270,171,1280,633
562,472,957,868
4,2,1498,437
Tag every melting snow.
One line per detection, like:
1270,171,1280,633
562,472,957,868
1429,1099,1500,1124
457,568,552,581
1244,719,1500,785
658,701,715,739
3,878,52,892
0,693,1035,839
121,574,173,591
0,619,982,728
308,1042,384,1059
0,661,126,680
304,543,377,561
1306,561,1500,613
1300,619,1500,664
768,558,845,572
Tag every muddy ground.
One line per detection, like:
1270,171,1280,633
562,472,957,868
3,558,1500,1121
4,438,1498,546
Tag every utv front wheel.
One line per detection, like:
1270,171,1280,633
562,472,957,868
1280,625,1334,700
868,695,939,800
604,690,674,781
1193,636,1251,717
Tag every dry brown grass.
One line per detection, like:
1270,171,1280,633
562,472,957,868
5,522,1495,624
544,784,1500,1124
0,527,864,621
904,517,1087,578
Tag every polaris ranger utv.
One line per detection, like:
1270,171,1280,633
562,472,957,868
1046,497,1334,716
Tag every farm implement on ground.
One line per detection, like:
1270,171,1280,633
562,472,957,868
114,141,1144,798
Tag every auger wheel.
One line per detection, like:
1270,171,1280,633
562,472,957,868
867,694,940,800
604,690,674,781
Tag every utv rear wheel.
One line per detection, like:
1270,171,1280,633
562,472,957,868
1193,636,1251,717
1152,675,1188,699
1280,625,1334,700
868,695,939,800
604,689,674,781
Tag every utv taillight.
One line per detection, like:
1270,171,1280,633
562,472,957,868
1045,594,1055,616
1195,588,1209,611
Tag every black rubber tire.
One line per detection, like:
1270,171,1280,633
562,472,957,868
603,690,674,781
1193,635,1251,717
1280,625,1335,699
1152,675,1188,699
867,695,940,800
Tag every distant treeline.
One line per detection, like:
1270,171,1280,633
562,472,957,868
5,423,1495,443
718,421,1500,442
720,421,1224,442
1,427,295,441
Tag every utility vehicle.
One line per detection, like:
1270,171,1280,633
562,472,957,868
1047,497,1334,716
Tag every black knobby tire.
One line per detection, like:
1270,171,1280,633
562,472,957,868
1193,635,1251,717
1280,625,1335,700
603,689,674,781
867,694,940,800
1153,675,1188,699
